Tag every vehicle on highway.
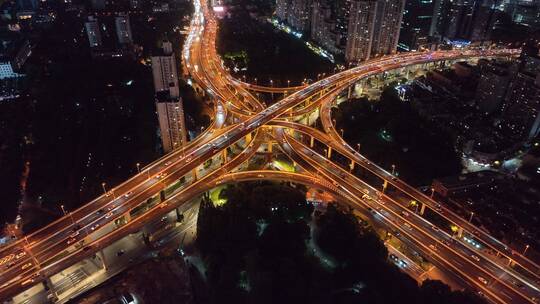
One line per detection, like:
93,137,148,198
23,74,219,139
70,230,80,239
105,211,115,219
21,262,32,270
431,225,440,231
91,223,100,231
67,238,77,245
477,277,488,285
428,244,437,251
401,211,409,217
471,254,480,262
403,223,412,230
124,191,133,198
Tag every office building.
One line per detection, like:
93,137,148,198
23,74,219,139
151,41,180,98
85,16,102,48
345,0,404,63
155,91,187,153
115,13,133,45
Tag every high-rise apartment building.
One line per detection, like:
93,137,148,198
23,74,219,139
151,41,180,98
399,0,434,51
345,0,404,63
151,41,186,153
430,0,497,42
115,13,133,45
275,0,311,33
155,92,187,153
85,17,102,48
475,62,512,114
501,46,540,140
311,0,342,54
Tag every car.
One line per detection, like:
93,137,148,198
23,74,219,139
67,238,77,245
401,211,409,217
389,254,398,261
403,223,412,230
186,156,192,162
391,176,397,181
124,191,133,198
471,255,480,262
477,277,488,285
257,174,264,178
5,261,16,269
431,225,440,231
69,231,80,239
91,224,100,231
96,209,104,215
117,250,125,257
157,173,168,179
15,251,26,259
21,278,35,286
120,293,135,304
105,211,115,219
21,263,32,270
428,244,437,251
164,161,172,166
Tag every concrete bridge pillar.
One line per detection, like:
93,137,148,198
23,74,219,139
419,203,426,215
347,86,352,99
310,136,314,148
349,160,355,171
222,149,227,164
245,132,252,142
96,249,108,270
327,147,332,158
192,168,198,181
267,141,273,153
457,227,464,238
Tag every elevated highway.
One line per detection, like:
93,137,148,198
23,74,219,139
0,0,534,302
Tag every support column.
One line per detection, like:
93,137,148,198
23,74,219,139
327,147,332,158
246,132,252,142
347,86,352,99
382,180,388,193
310,136,314,148
222,149,227,164
419,203,426,215
457,227,464,238
267,141,273,153
124,211,131,223
349,160,355,171
97,249,108,270
192,168,198,181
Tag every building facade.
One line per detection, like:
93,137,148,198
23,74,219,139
345,0,404,63
115,13,133,45
151,41,186,153
85,16,102,48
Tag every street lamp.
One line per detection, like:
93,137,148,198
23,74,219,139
340,129,344,137
391,164,396,176
101,182,107,195
287,80,290,87
469,211,474,223
136,162,140,173
356,143,361,153
430,188,435,199
60,204,67,215
523,244,530,255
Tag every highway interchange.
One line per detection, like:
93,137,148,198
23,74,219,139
0,0,537,303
